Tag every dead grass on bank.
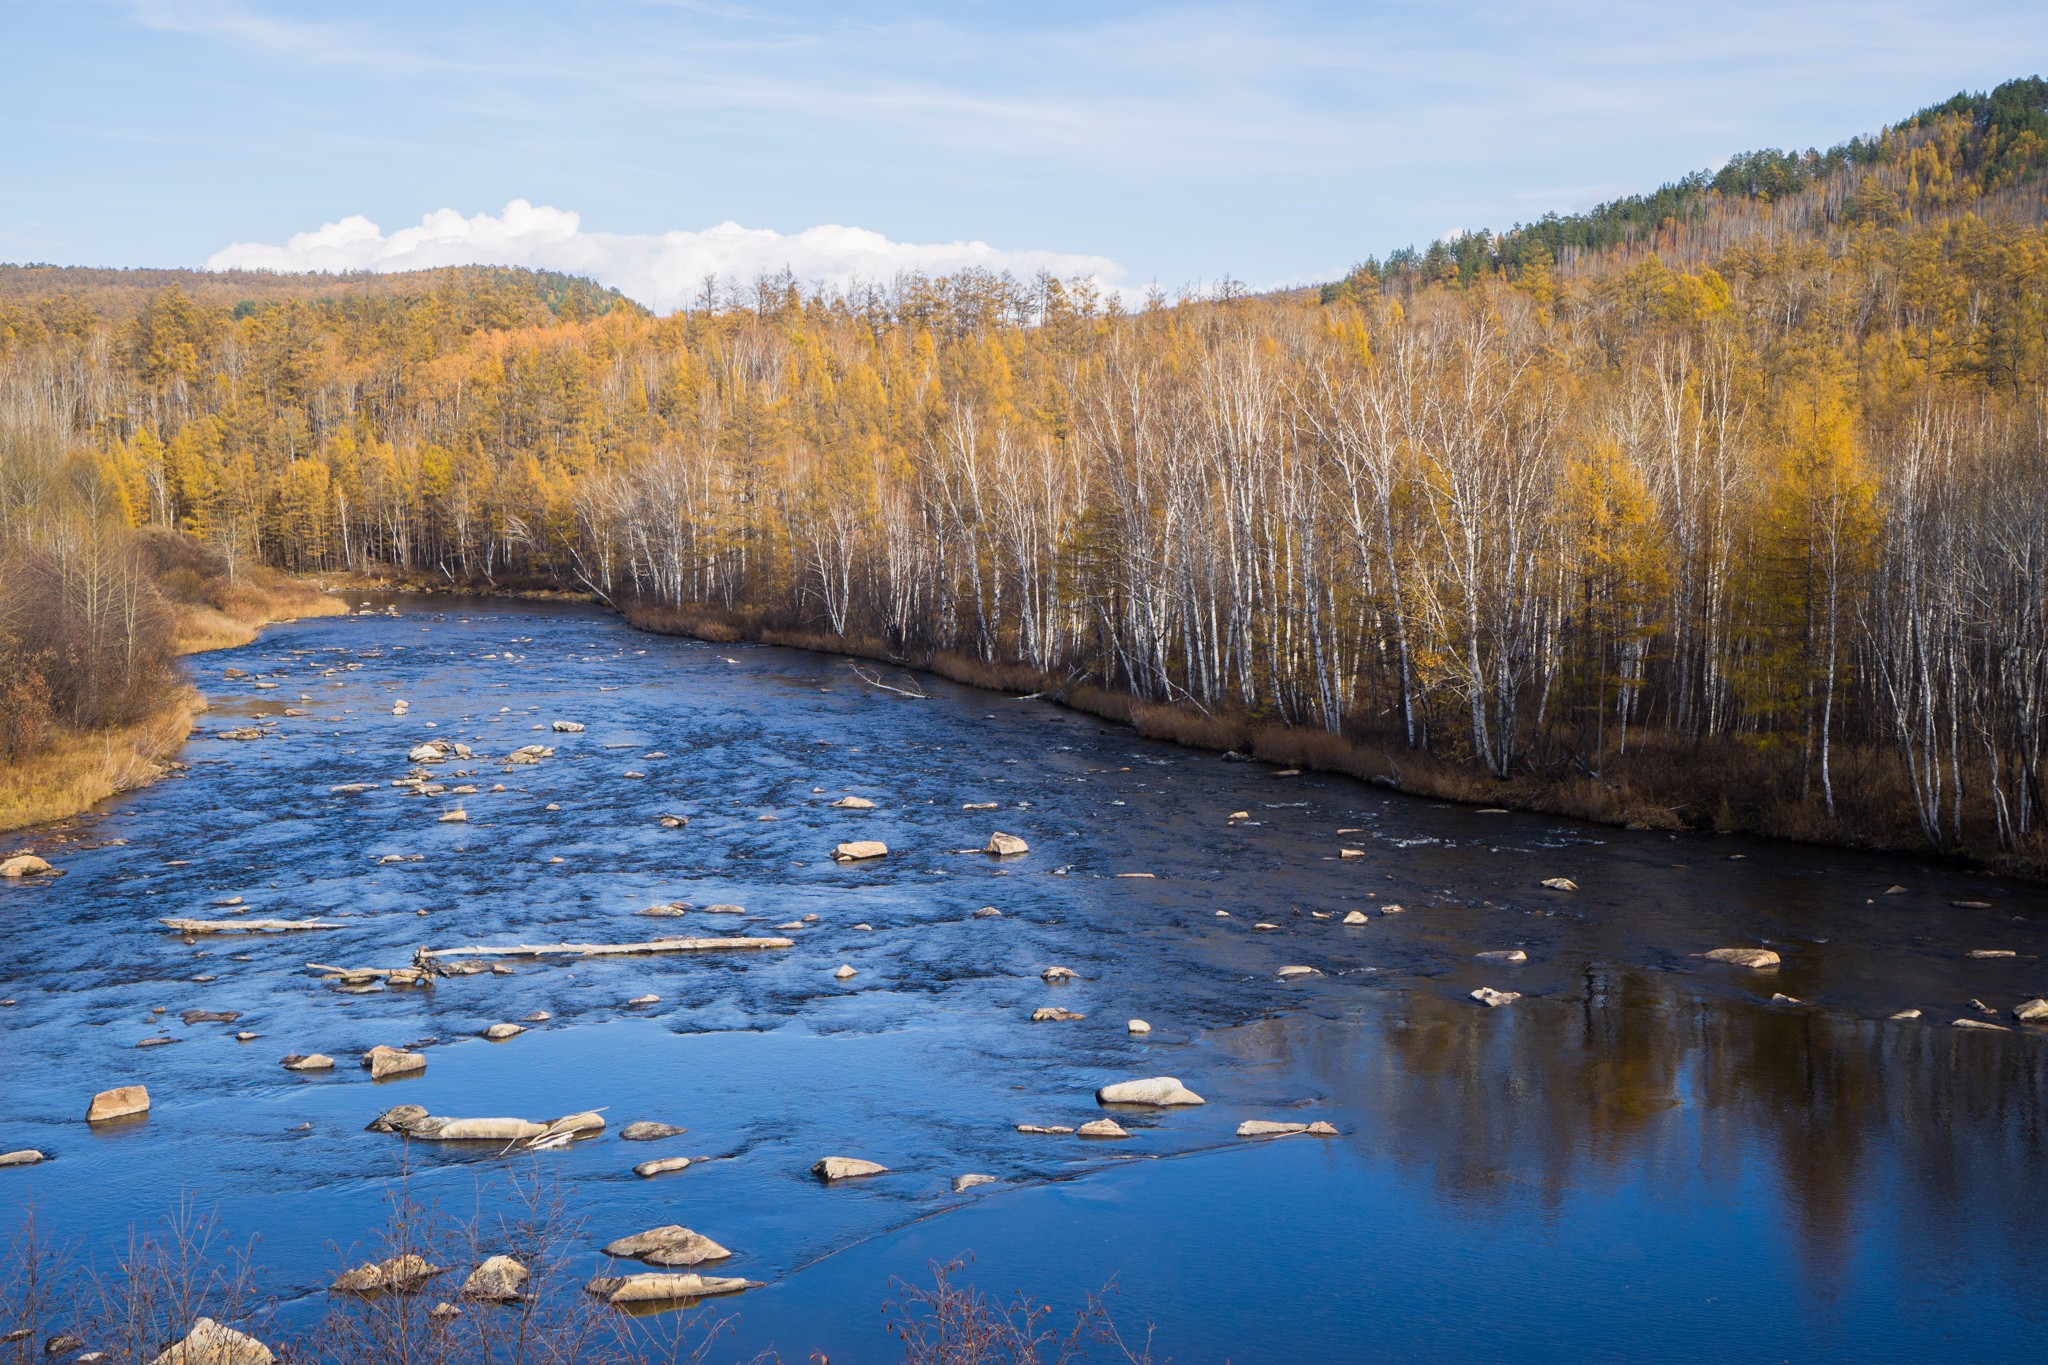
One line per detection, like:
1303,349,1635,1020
0,684,203,835
169,571,349,655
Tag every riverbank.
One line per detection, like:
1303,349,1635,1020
0,570,346,836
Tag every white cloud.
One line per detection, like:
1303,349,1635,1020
205,200,1129,312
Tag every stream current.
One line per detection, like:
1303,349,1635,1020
2,594,2045,1362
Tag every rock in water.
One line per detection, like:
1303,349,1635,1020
1041,966,1078,982
437,809,468,823
1237,1120,1309,1137
1095,1077,1204,1106
1699,947,1781,969
0,855,53,878
1475,949,1527,963
1952,1018,2011,1032
2015,999,2048,1023
813,1156,888,1182
584,1273,758,1305
834,965,857,980
953,1173,996,1192
86,1085,149,1123
1341,910,1369,924
1032,1007,1085,1022
1277,965,1321,980
984,831,1029,856
1015,1125,1075,1135
361,1046,425,1080
150,1317,275,1365
333,1254,441,1294
483,1023,527,1040
601,1226,730,1266
620,1121,686,1141
551,721,584,733
461,1256,530,1302
1471,987,1522,1008
1540,877,1577,891
634,1157,693,1178
281,1054,334,1071
831,841,888,862
1077,1119,1129,1138
1127,1019,1152,1034
830,796,875,809
0,1150,45,1167
1888,1009,1923,1020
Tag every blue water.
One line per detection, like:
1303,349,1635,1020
1,595,2044,1362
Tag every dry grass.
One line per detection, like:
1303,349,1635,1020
0,685,203,835
170,573,348,654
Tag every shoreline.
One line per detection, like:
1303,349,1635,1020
308,573,2028,881
0,579,349,838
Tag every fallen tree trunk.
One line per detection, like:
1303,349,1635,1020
162,918,343,933
414,936,794,963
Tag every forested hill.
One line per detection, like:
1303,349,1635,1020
5,76,2048,872
1326,74,2048,297
0,263,638,337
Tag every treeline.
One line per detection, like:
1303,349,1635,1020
4,86,2048,864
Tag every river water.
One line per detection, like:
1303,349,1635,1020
2,595,2044,1362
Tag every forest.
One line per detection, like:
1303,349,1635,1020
4,78,2048,866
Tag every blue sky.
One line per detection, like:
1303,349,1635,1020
3,1,2045,308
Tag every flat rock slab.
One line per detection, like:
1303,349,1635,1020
585,1273,759,1305
813,1156,888,1181
1096,1077,1205,1106
1698,948,1781,969
86,1085,150,1123
601,1225,729,1266
620,1121,687,1141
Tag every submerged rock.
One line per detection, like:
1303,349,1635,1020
830,796,876,809
620,1121,687,1141
1015,1125,1075,1135
1540,878,1578,891
86,1085,149,1123
1475,950,1527,964
1277,965,1321,980
0,855,53,878
461,1256,530,1302
150,1317,274,1365
1041,966,1078,982
1096,1077,1204,1107
1236,1120,1310,1137
1967,949,2017,959
633,1157,693,1178
1031,1007,1085,1022
1471,987,1522,1008
812,1156,888,1182
1952,1018,2011,1032
1888,1009,1923,1020
437,810,468,824
1699,948,1780,969
953,1173,997,1192
483,1024,527,1041
601,1226,730,1266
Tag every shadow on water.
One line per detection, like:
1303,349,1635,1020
0,594,2043,1362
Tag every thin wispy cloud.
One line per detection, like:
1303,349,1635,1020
206,200,1132,310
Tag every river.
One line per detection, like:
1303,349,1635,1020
2,594,2045,1362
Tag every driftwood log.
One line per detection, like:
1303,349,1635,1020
161,918,343,933
413,936,794,964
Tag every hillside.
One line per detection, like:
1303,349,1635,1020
3,78,2048,871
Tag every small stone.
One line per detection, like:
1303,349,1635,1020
831,841,888,862
1031,1007,1084,1022
523,1011,552,1022
437,810,468,823
1237,1120,1309,1137
813,1156,888,1182
1471,987,1521,1008
984,831,1029,857
1254,922,1280,931
235,1031,260,1041
1540,878,1577,891
1967,949,2017,959
830,796,875,809
1341,911,1369,924
973,906,1003,918
1339,848,1365,859
1770,993,1803,1006
86,1085,150,1122
852,922,874,931
1699,948,1780,969
333,1254,442,1294
1277,965,1320,980
633,1156,693,1177
834,965,857,980
361,1046,425,1080
1127,1019,1151,1034
953,1173,997,1192
657,815,688,828
625,994,660,1007
1041,966,1078,982
1888,1009,1923,1020
281,1054,334,1071
484,1024,526,1041
1952,1018,2010,1031
1015,1125,1075,1135
1475,949,1527,963
1077,1119,1129,1138
551,721,585,733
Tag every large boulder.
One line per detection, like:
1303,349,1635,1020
150,1317,274,1365
601,1226,730,1266
831,841,888,862
461,1256,530,1302
0,855,53,878
812,1156,888,1182
1095,1077,1204,1107
1698,948,1781,969
2015,998,2048,1023
86,1085,150,1123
